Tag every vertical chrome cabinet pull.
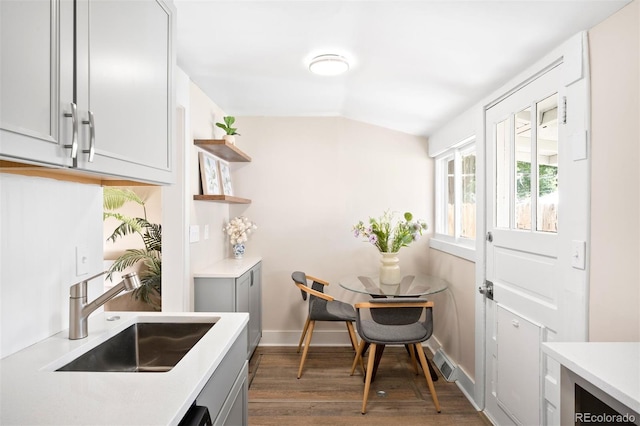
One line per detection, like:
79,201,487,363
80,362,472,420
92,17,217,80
63,102,78,159
82,111,95,162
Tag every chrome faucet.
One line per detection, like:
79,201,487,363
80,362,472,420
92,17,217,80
68,270,141,340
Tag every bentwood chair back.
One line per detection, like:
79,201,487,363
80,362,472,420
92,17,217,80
291,271,359,378
350,298,441,414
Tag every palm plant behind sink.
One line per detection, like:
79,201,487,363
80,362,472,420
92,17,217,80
104,188,161,310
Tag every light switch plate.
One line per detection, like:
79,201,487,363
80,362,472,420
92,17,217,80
75,245,89,276
204,224,210,240
571,240,586,270
189,225,200,243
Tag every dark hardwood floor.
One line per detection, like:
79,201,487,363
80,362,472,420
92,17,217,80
248,346,492,425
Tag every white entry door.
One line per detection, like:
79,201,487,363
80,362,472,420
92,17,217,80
484,63,564,426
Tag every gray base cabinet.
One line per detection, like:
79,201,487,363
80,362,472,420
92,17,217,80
195,261,262,358
195,326,248,426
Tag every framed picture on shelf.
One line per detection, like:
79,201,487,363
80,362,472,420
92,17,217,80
218,161,233,196
199,151,221,195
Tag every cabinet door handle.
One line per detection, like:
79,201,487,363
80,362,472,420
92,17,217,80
82,111,95,162
250,270,254,286
63,102,78,159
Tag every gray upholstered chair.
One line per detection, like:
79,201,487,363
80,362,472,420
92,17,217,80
291,271,359,379
349,298,441,414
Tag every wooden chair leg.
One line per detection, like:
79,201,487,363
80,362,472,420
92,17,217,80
346,322,365,374
361,343,377,414
409,344,419,375
345,321,358,350
297,316,311,353
416,343,441,413
357,342,365,374
297,320,315,379
350,340,366,375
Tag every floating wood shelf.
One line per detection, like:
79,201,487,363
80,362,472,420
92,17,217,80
194,139,252,162
193,195,251,204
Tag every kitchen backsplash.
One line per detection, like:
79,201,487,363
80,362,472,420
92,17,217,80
0,174,104,358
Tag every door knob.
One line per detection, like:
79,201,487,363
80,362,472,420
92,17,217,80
479,280,494,300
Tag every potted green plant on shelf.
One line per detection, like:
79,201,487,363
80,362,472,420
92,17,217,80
215,116,240,145
103,187,161,310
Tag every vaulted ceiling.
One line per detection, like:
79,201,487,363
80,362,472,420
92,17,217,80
174,0,629,137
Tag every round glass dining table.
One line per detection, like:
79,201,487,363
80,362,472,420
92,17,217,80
339,274,448,297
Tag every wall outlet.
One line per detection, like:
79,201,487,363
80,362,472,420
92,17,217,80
189,225,200,243
204,224,210,240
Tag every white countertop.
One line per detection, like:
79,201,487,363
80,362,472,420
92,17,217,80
193,256,261,278
543,342,640,414
0,311,249,425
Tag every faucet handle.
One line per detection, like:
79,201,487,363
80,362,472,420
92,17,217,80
69,270,108,298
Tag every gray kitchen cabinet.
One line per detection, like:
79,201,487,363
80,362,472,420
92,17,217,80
0,0,175,184
194,260,262,358
0,0,74,168
248,265,262,355
195,325,248,426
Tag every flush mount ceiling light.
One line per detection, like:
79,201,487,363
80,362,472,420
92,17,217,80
308,54,349,76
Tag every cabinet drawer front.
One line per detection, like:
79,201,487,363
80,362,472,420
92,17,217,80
195,277,236,312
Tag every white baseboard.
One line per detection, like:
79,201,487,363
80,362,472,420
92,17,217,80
455,365,480,410
425,336,480,411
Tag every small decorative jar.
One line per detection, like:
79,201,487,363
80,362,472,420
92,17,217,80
233,243,245,259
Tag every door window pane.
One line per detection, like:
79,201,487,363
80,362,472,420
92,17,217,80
536,94,558,232
515,107,532,230
446,158,455,236
461,150,476,239
495,118,510,228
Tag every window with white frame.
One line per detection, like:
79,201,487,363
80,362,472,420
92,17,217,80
434,137,476,249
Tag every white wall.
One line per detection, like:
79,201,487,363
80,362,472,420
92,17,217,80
0,174,103,358
588,0,640,341
187,82,231,311
162,67,192,312
427,248,477,380
228,116,433,342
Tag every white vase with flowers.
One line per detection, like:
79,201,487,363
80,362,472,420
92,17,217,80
223,216,257,259
352,210,427,284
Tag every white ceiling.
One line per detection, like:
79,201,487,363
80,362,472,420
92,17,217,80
174,0,629,138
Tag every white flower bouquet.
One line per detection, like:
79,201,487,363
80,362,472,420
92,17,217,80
223,216,257,245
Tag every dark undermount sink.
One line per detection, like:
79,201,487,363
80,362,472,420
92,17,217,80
57,322,215,372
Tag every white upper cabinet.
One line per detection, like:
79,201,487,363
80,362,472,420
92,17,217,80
0,0,175,185
0,0,74,167
74,0,174,183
